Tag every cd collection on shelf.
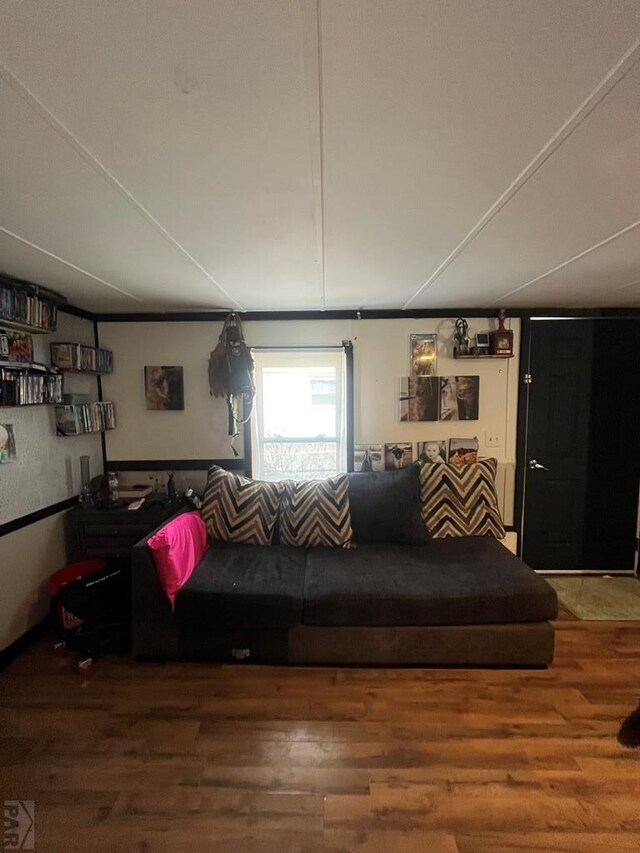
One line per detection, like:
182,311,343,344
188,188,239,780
55,401,116,435
50,342,113,374
0,364,63,406
0,274,60,332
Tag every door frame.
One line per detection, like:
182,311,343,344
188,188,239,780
514,314,640,576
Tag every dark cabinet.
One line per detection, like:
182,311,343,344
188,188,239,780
65,504,178,563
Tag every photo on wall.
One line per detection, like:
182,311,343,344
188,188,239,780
417,440,447,464
384,442,414,470
448,437,479,465
410,333,438,377
0,423,17,463
144,366,184,410
399,376,439,422
354,444,384,472
439,376,479,421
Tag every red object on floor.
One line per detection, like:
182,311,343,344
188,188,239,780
50,559,107,631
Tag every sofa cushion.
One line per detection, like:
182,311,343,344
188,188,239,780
302,538,557,626
147,511,208,608
420,458,506,538
279,475,353,548
174,544,306,630
347,465,430,545
201,465,285,545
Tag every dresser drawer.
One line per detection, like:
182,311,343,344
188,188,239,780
82,544,132,561
82,522,157,541
65,506,179,563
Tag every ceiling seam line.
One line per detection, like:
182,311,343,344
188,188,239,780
317,0,327,311
491,219,640,303
0,226,142,302
0,61,244,311
296,0,327,311
402,36,640,309
613,277,640,293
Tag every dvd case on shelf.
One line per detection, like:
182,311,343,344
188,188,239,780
0,365,62,406
50,342,113,374
0,274,60,332
55,401,116,435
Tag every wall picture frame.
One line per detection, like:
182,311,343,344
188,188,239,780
410,333,437,377
144,366,184,410
0,423,16,463
354,444,384,472
384,442,413,470
439,376,479,421
399,376,439,422
417,440,447,464
448,437,479,465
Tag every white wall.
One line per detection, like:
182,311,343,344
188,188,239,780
0,311,103,650
99,316,519,524
0,312,103,525
0,511,67,650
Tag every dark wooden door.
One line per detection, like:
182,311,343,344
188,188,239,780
522,319,640,571
522,321,593,569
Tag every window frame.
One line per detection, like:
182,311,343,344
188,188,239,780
248,345,352,480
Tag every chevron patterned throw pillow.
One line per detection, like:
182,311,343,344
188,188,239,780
279,475,353,548
419,458,505,538
201,466,285,545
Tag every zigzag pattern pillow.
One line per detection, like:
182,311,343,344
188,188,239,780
201,466,285,545
280,475,353,548
420,458,505,539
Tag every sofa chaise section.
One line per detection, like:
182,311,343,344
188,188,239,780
302,538,557,627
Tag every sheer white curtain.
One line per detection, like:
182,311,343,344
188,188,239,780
251,348,347,481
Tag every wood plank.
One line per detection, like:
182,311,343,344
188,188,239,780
1,618,639,852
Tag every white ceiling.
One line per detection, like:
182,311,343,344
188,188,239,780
0,1,639,312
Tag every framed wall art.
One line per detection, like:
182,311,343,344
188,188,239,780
144,366,184,411
448,437,479,465
410,333,437,377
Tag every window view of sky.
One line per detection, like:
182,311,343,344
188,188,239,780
262,367,337,438
260,366,339,479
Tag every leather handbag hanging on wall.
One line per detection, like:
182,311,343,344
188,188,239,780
208,313,255,453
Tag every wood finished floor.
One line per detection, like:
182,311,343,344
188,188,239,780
1,614,639,853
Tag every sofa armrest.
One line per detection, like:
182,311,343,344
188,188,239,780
131,510,187,660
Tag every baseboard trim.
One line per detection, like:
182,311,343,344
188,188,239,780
0,614,51,669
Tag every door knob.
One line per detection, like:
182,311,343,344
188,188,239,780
528,459,549,470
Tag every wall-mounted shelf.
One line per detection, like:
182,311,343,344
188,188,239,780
0,363,63,406
55,402,116,436
453,353,514,360
0,318,53,335
0,360,46,371
1,274,63,333
50,342,113,374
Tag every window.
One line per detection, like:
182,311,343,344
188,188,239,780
251,348,347,481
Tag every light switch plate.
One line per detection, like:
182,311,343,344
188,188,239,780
485,432,502,448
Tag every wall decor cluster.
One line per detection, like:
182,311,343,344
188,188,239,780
354,437,479,472
144,366,184,410
400,333,479,422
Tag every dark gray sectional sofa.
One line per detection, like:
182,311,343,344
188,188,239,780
131,466,558,667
